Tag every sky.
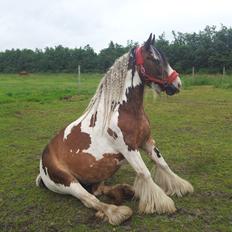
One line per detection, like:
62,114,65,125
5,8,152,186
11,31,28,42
0,0,231,52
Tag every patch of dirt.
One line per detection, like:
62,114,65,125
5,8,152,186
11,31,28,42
196,191,232,199
60,95,72,101
84,212,106,229
14,111,23,118
170,207,212,225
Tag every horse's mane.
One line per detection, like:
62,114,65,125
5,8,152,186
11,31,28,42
84,52,130,128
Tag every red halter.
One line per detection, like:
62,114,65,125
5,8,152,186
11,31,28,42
135,46,179,85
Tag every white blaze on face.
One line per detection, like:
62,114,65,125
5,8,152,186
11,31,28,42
151,47,160,60
166,64,182,90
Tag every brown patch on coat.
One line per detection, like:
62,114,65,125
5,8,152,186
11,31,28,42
64,123,91,151
89,112,97,127
118,85,151,150
107,128,118,139
65,152,124,184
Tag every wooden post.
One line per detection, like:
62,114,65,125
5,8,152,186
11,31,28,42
192,66,195,77
77,65,81,92
223,65,226,76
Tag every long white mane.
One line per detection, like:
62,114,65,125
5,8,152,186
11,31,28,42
84,52,130,127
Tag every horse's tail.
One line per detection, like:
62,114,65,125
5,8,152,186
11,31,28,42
35,174,46,188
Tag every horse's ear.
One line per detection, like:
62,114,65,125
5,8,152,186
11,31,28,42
151,34,155,45
144,33,152,50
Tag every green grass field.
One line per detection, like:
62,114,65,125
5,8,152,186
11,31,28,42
0,73,232,231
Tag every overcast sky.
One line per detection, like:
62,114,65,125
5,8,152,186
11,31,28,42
0,0,231,52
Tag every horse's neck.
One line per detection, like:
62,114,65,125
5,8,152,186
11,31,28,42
121,71,145,113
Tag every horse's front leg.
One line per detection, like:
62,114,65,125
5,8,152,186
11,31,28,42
120,148,176,214
143,138,194,197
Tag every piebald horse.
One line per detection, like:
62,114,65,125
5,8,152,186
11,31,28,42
36,34,193,225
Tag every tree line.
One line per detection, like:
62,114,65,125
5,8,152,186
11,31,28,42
0,25,231,74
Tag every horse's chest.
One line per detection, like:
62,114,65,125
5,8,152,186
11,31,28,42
136,116,151,145
118,111,150,149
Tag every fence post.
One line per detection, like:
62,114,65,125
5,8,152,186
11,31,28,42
77,65,81,93
192,66,195,77
223,65,226,76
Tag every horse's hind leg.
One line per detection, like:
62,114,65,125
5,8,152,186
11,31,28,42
144,139,194,197
39,161,132,225
92,183,134,205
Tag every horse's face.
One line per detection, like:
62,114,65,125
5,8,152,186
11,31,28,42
136,34,182,96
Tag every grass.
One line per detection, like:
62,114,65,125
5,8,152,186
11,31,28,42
0,73,232,231
182,74,232,89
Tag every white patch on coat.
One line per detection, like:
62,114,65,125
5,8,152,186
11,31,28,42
121,70,141,103
63,114,86,140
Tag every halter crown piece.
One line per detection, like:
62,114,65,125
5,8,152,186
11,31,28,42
135,46,179,85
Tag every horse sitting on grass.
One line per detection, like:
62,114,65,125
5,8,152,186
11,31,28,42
36,34,193,225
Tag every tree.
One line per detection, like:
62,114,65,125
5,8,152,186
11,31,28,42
0,25,232,74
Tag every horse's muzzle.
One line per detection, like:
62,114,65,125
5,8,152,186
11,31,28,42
164,84,180,96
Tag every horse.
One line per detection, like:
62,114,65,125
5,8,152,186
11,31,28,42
36,34,193,225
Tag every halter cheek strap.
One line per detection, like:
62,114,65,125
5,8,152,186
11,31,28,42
135,46,179,85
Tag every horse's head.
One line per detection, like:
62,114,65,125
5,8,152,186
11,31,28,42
132,34,181,95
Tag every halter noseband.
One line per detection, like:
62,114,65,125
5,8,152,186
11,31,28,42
135,46,179,86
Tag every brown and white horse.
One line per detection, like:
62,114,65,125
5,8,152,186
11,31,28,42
36,34,193,225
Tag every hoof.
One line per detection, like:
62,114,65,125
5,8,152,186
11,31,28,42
154,167,194,197
104,205,133,225
138,191,176,214
95,211,108,222
134,175,176,214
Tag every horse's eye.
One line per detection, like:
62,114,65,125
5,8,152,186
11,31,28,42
148,56,160,65
154,59,160,65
